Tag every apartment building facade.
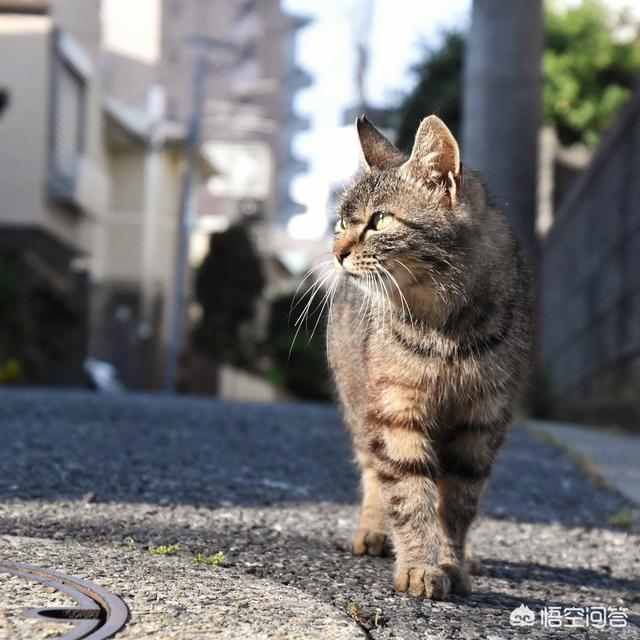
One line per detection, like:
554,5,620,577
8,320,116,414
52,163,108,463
0,0,309,389
159,0,311,239
0,0,107,384
0,0,199,387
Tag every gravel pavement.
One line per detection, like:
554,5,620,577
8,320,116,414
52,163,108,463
0,389,638,639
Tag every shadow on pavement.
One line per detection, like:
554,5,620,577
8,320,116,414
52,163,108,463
479,558,640,597
0,388,634,531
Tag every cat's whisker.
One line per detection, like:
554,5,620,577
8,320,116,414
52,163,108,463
393,259,419,285
375,266,400,325
293,270,335,330
374,270,393,336
382,272,396,331
306,271,339,328
308,274,339,343
289,260,334,318
375,270,392,330
354,275,370,333
371,271,384,334
378,263,415,329
365,273,375,335
288,269,337,362
325,275,341,355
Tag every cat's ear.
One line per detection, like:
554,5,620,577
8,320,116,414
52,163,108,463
403,115,462,202
355,115,404,171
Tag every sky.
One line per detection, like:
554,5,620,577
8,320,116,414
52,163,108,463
102,0,161,64
281,0,471,241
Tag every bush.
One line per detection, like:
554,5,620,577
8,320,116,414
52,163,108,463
192,225,265,368
267,292,332,401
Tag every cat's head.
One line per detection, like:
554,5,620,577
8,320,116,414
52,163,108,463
333,115,472,291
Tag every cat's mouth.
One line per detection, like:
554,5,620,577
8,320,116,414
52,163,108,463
335,256,379,278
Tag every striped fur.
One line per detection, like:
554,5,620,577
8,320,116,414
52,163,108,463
327,116,533,600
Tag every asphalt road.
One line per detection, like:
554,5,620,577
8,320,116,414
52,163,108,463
0,389,638,639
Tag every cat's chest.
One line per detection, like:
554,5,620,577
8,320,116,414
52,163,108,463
364,323,490,400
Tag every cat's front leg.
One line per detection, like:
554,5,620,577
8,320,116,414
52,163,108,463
367,418,450,600
352,443,389,556
435,418,508,595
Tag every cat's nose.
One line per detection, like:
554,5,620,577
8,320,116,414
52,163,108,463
334,248,351,264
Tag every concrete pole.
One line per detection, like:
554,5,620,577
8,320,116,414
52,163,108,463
140,85,166,329
164,56,207,393
163,36,236,392
462,0,544,270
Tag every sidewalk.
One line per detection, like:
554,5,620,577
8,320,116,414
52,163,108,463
531,420,640,505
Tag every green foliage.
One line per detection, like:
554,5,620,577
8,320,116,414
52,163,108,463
391,1,640,149
607,507,637,529
149,543,181,556
192,225,265,367
390,31,465,152
267,292,331,401
193,551,225,565
544,0,640,146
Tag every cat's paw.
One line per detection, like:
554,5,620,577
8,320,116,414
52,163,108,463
393,565,451,599
351,529,389,556
439,562,472,595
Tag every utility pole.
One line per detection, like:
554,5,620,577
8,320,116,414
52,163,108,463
462,0,543,272
164,37,235,392
164,56,206,392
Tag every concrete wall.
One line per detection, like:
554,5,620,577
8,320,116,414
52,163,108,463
541,91,640,425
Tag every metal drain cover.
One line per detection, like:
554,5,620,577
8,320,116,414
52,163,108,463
0,561,128,639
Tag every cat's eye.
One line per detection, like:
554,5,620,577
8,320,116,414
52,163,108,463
337,216,346,230
371,212,393,230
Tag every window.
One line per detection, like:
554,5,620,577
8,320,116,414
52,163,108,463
48,30,88,203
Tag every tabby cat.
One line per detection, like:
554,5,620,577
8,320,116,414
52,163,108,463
327,115,532,600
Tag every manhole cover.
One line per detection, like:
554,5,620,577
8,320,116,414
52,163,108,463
0,561,128,639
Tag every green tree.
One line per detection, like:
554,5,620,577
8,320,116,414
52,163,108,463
392,1,640,149
544,0,640,146
390,31,465,152
192,224,265,367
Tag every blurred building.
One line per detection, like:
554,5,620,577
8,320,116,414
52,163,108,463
0,0,208,388
0,0,310,391
541,89,640,428
159,0,311,241
96,95,213,388
158,0,312,384
0,0,107,384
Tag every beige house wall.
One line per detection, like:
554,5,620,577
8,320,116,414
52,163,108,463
0,15,53,231
101,147,180,284
0,3,108,257
100,143,182,342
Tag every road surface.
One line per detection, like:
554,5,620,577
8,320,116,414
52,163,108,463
0,389,638,638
